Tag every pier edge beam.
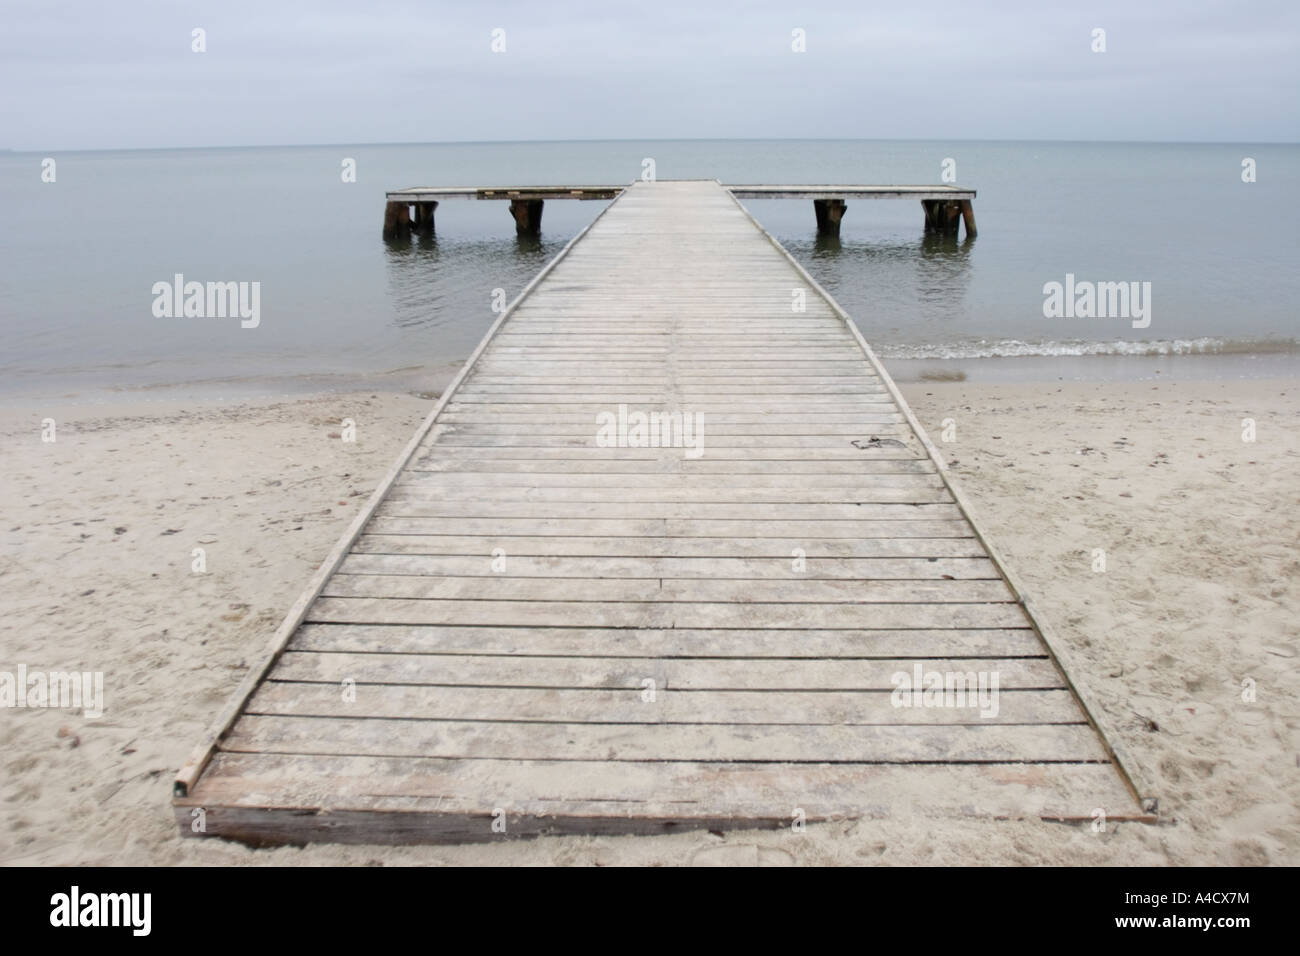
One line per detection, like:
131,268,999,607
508,199,544,236
813,198,847,236
382,201,411,241
413,200,438,237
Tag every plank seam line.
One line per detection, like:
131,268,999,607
209,750,1114,767
374,516,964,522
277,652,1051,660
238,716,1086,727
256,686,1064,695
275,652,1053,661
293,623,1031,630
330,574,1005,582
172,181,635,799
309,596,1017,602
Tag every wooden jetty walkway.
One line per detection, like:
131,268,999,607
176,180,1150,845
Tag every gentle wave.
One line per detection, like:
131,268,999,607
877,337,1300,360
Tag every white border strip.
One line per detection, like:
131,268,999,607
721,182,1157,817
174,184,633,798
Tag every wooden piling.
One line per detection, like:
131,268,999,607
813,198,847,236
921,199,963,238
382,201,411,241
413,201,438,238
959,199,977,238
508,199,544,236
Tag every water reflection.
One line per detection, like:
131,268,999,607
383,234,572,334
914,235,975,304
805,234,975,265
793,233,976,341
513,234,547,257
813,233,842,255
919,233,976,256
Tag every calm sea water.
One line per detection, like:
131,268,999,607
1,140,1297,398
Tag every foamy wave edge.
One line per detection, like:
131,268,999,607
878,338,1300,360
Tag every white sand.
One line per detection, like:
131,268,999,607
1,378,1295,865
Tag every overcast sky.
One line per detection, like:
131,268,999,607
3,0,1296,150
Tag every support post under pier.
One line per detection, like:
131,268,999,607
813,198,847,236
922,199,974,239
382,201,411,241
958,199,977,238
413,201,438,237
508,199,544,236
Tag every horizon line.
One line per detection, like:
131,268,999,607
5,135,1299,153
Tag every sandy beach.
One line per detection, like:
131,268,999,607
1,376,1295,866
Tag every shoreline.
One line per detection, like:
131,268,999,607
1,351,1297,409
887,350,1300,384
0,363,465,410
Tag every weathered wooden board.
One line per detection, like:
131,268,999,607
175,755,1139,847
268,650,1059,689
222,715,1105,763
336,554,998,578
249,680,1077,723
317,575,1012,603
284,624,1041,657
350,534,980,557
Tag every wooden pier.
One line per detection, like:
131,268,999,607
383,183,976,239
177,180,1147,846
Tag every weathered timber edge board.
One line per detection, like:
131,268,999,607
387,186,626,201
172,800,1153,847
721,182,1157,819
171,185,632,800
727,186,976,200
384,184,976,202
172,806,787,846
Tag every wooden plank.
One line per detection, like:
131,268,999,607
445,389,897,399
362,517,975,538
439,411,903,421
454,383,892,394
422,433,913,448
375,502,963,520
392,472,940,489
336,554,999,579
433,420,905,432
351,535,982,558
409,463,937,478
268,651,1058,689
386,483,953,504
319,574,1013,604
251,680,1075,723
410,448,926,462
179,754,1145,844
442,402,904,413
388,186,625,201
726,184,976,200
410,459,938,475
304,598,1030,629
285,624,1040,658
223,715,1105,763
